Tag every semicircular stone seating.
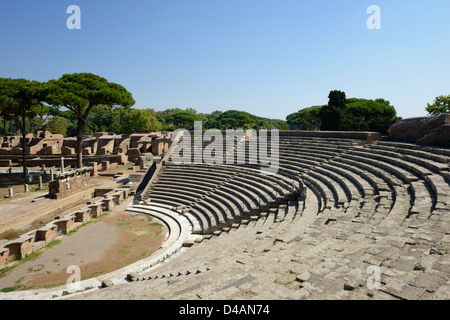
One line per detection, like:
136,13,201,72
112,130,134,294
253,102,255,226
1,132,449,301
115,132,450,300
140,133,306,234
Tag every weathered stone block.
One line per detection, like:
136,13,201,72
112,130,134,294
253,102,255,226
418,124,450,147
102,197,115,211
61,146,75,155
388,113,450,146
127,148,141,162
88,203,103,218
36,226,58,244
101,160,110,171
54,218,75,235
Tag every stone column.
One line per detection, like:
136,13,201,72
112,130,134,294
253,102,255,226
139,156,146,170
89,162,98,177
101,161,110,171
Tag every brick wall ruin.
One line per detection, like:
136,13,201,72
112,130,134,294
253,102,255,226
48,167,92,199
0,131,173,168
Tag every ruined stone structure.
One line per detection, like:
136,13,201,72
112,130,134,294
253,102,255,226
0,131,172,169
388,113,450,147
48,167,93,199
74,129,449,301
0,124,449,301
0,188,129,269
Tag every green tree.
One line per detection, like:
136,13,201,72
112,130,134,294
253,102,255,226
320,90,347,131
339,113,369,131
216,110,255,129
122,109,162,134
166,110,201,129
0,98,16,136
287,105,323,130
43,73,135,168
328,90,347,110
343,98,398,134
319,105,343,131
29,116,46,134
286,112,308,130
374,98,392,107
203,110,222,129
45,116,70,136
268,119,289,130
0,78,47,177
426,95,450,115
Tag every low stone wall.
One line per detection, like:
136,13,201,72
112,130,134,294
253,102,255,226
48,167,92,199
184,129,380,144
0,159,12,166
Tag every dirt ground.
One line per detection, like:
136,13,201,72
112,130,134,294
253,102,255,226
0,174,51,199
0,163,167,292
0,163,135,238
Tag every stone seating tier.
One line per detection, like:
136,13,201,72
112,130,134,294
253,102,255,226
3,134,449,300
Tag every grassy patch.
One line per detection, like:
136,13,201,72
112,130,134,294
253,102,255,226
38,280,66,289
129,235,145,242
67,212,109,235
0,286,18,293
47,240,61,248
27,264,45,273
119,247,130,255
84,271,103,280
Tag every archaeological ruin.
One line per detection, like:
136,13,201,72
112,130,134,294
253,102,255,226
0,119,449,301
0,130,171,168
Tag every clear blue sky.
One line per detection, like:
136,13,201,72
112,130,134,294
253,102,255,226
1,0,449,120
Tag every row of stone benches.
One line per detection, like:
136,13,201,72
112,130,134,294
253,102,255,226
115,153,449,299
53,137,449,300
319,146,446,229
124,196,308,284
161,137,388,232
260,139,447,235
144,164,301,234
151,135,446,243
175,134,361,164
